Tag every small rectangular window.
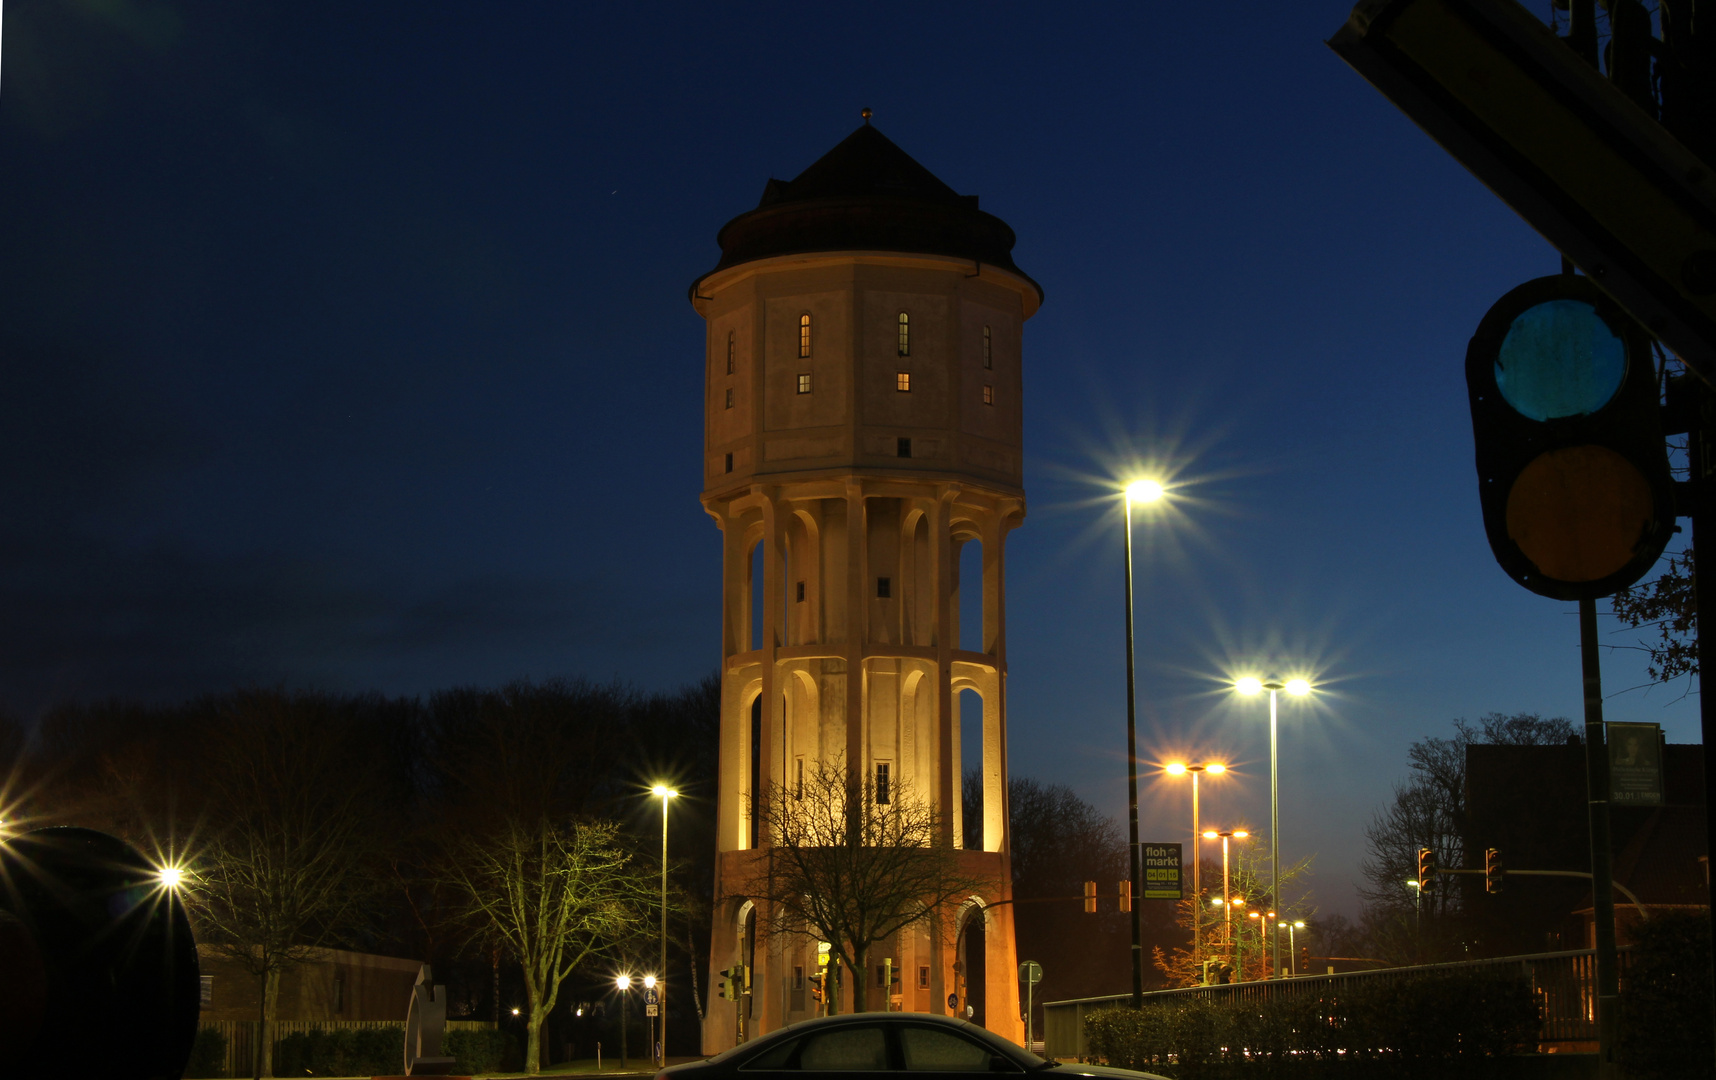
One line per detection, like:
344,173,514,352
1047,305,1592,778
897,437,911,458
794,966,805,990
795,580,805,602
724,452,733,473
799,313,812,358
877,577,891,599
727,331,736,375
896,372,911,392
200,976,214,1007
797,373,812,394
725,388,734,409
897,311,910,356
982,384,994,405
983,325,993,369
334,974,345,1013
918,965,930,989
876,761,891,804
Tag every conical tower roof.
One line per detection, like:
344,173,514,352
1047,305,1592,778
693,121,1039,300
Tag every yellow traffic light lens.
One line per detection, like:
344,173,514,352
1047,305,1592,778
1506,445,1654,582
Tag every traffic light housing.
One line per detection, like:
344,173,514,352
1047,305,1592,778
1118,879,1132,913
1083,880,1096,914
1485,847,1505,894
1466,274,1675,600
808,973,824,1004
716,967,734,1000
1417,847,1436,889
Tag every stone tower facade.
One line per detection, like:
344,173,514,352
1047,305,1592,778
691,121,1041,1051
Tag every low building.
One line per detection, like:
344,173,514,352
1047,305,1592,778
197,945,422,1022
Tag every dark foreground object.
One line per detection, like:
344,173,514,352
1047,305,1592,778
0,827,200,1080
665,1013,1168,1080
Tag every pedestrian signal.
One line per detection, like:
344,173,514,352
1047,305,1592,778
1466,275,1674,600
1485,847,1505,894
1083,880,1096,914
1117,879,1131,913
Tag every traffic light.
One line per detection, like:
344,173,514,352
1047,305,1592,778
1417,847,1436,889
1083,880,1096,914
716,967,735,1000
1118,879,1132,913
1465,274,1675,600
808,973,824,1004
1485,847,1505,894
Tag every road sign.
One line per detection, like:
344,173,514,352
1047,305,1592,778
1329,0,1716,383
646,1005,658,1017
1609,721,1665,805
644,987,658,1006
1018,961,1042,985
1142,843,1183,900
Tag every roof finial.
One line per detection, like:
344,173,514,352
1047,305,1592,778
861,107,872,125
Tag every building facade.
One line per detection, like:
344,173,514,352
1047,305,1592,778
691,119,1042,1051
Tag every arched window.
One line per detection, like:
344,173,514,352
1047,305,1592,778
799,314,812,358
982,325,992,369
727,330,735,374
897,311,910,356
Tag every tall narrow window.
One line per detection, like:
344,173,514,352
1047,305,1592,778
877,577,892,598
897,312,910,356
727,331,736,374
725,452,734,473
797,373,812,394
795,580,805,602
200,976,214,1006
333,974,346,1013
896,372,911,392
897,437,912,458
725,388,734,409
918,966,930,989
795,755,805,798
983,384,994,405
799,314,812,358
875,761,892,804
983,325,993,369
794,966,805,990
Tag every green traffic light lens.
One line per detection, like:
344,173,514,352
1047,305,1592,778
1494,299,1627,421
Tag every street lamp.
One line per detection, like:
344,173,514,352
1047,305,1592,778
1164,761,1225,969
651,785,677,1066
1201,828,1248,966
1121,478,1164,1007
615,974,633,1069
1235,675,1311,978
1281,920,1306,975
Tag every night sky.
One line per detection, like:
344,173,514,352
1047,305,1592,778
0,1,1694,920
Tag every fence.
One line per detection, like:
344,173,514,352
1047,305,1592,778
1041,948,1631,1062
198,1018,497,1078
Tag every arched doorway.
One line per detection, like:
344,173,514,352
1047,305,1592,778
955,901,987,1028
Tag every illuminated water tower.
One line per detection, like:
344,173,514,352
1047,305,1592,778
691,115,1041,1050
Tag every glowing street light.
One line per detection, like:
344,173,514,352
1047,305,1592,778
1163,760,1225,969
1235,674,1313,978
1201,828,1248,962
157,865,185,890
651,785,677,1067
1119,477,1167,1007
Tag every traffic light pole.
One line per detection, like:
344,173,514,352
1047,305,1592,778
1578,597,1621,1080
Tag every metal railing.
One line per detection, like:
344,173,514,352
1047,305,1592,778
1041,948,1630,1062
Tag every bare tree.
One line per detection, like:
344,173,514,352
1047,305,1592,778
190,691,393,1079
437,815,651,1074
1611,547,1697,682
750,756,988,1013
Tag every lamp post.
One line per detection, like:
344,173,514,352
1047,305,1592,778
1281,920,1305,975
1165,761,1226,970
1121,478,1163,1007
615,974,632,1069
1202,828,1247,968
1236,676,1311,978
651,785,676,1066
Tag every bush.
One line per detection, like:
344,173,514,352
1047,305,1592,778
1621,912,1714,1080
182,1027,228,1078
446,1027,513,1075
1084,966,1539,1079
274,1026,404,1077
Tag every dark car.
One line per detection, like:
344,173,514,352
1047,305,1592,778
661,1014,1166,1080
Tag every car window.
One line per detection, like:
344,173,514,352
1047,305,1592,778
740,1037,803,1070
899,1026,1003,1072
797,1026,890,1070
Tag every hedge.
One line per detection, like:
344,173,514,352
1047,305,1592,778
274,1025,404,1077
446,1027,514,1075
181,1028,228,1078
1619,912,1714,1080
1084,967,1539,1079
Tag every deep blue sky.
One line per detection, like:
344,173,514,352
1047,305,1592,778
0,1,1691,918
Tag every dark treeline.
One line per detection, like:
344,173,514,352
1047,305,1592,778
0,675,719,1074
